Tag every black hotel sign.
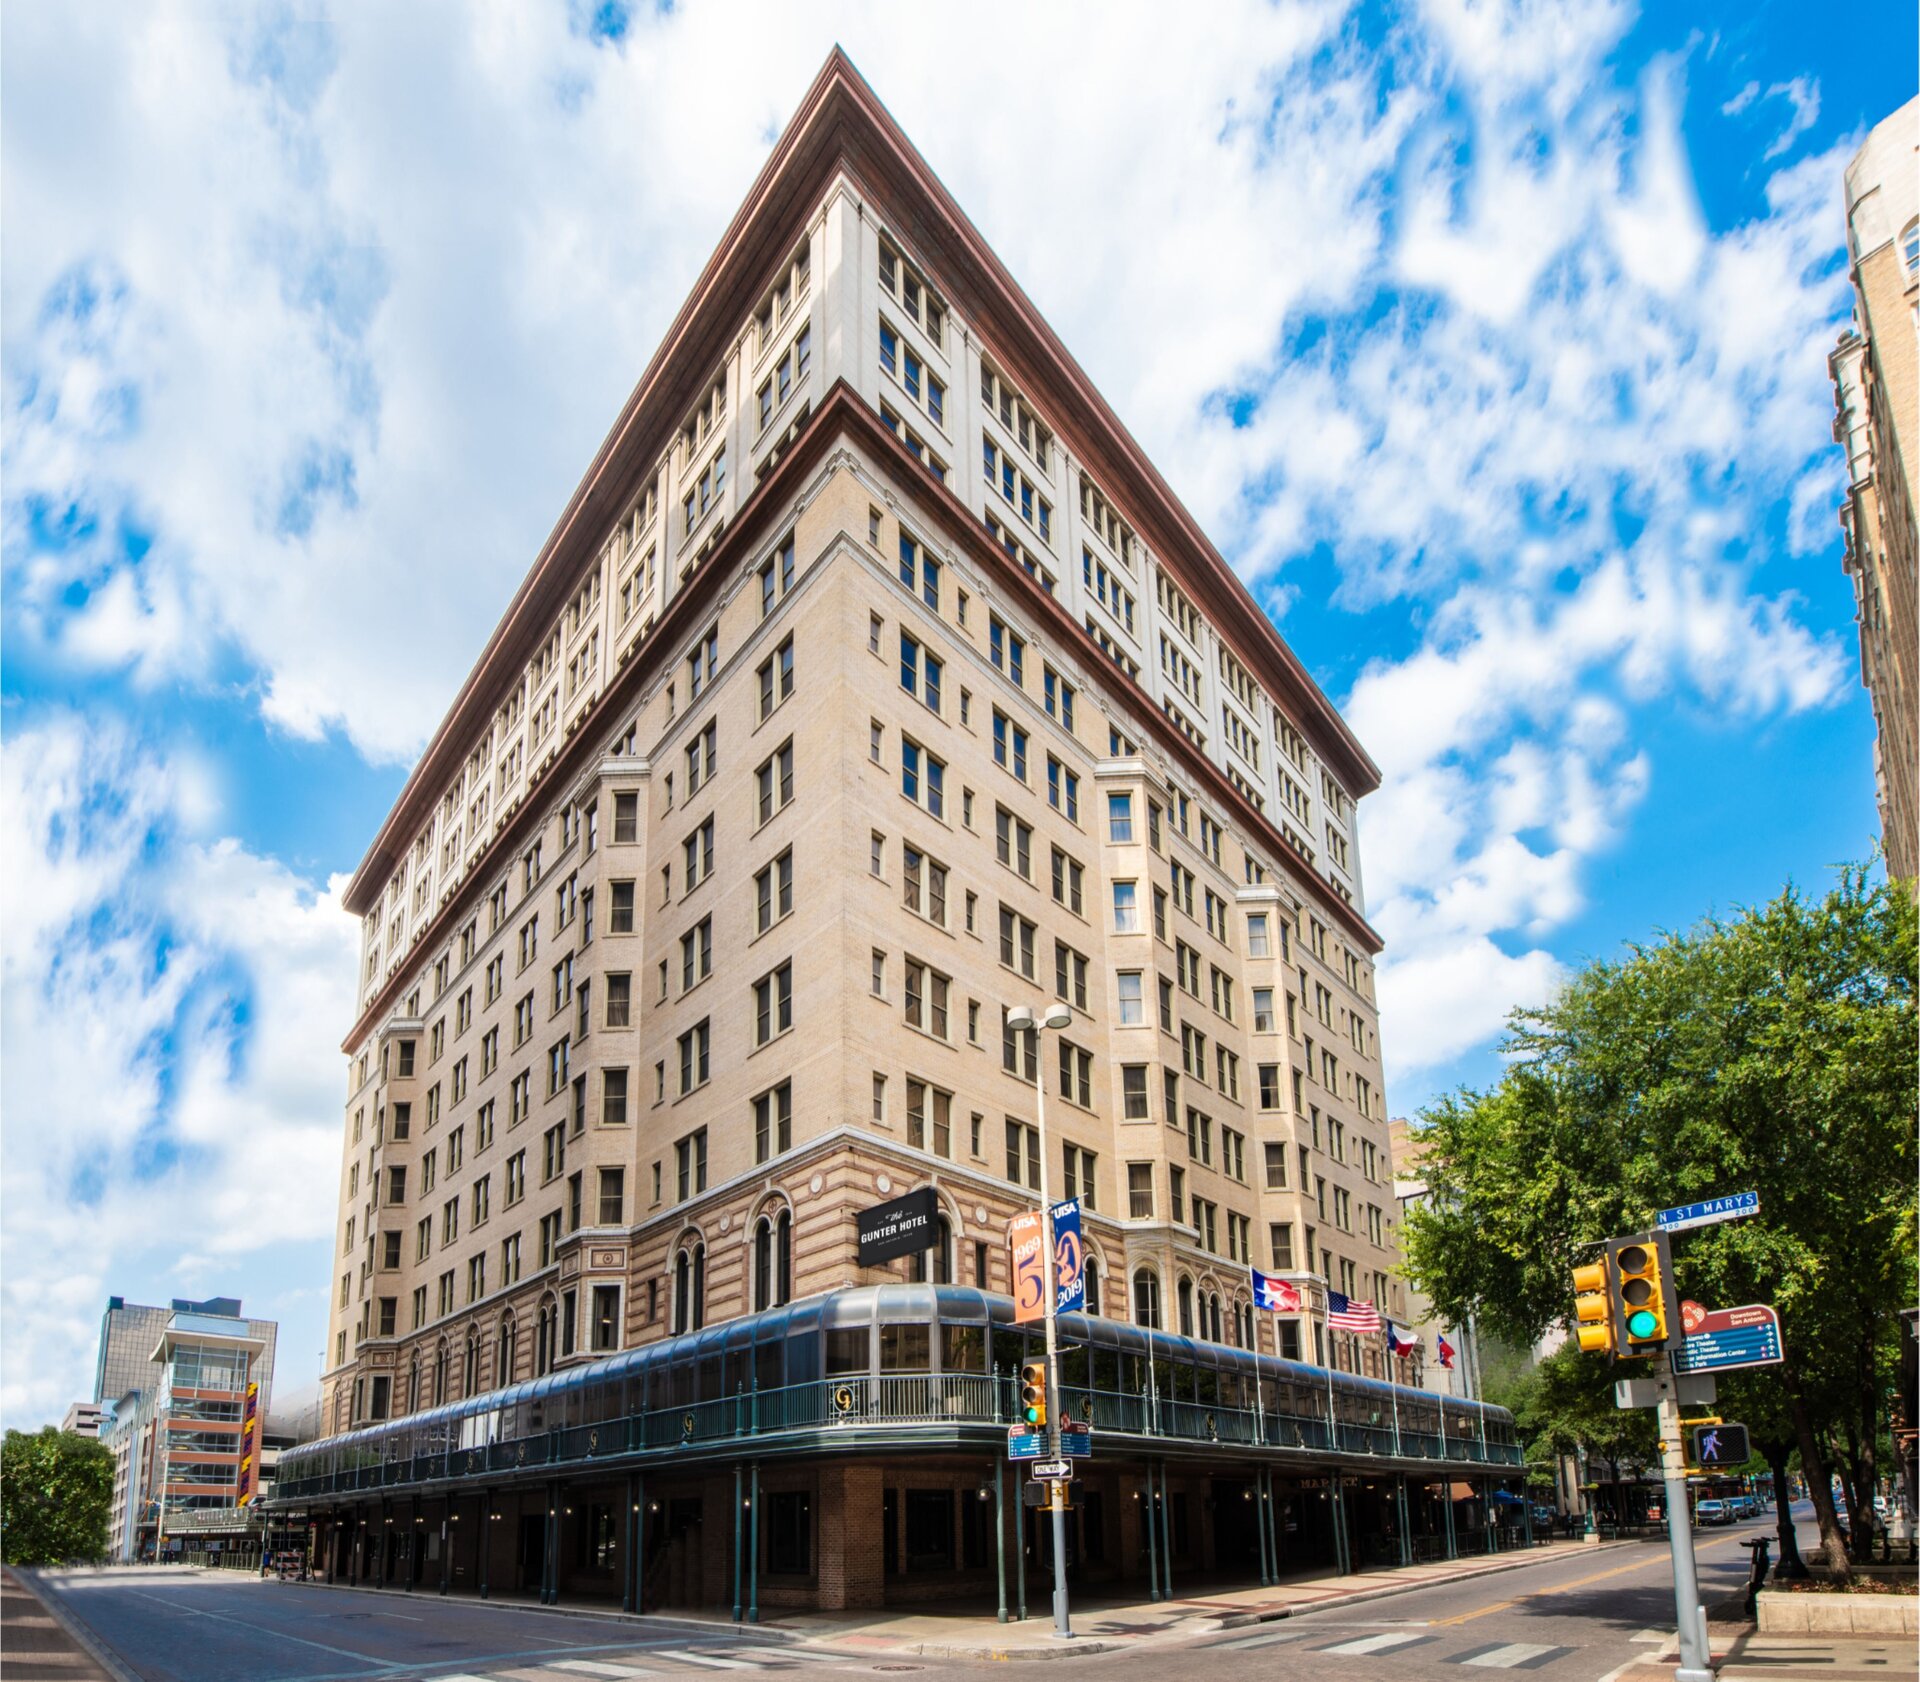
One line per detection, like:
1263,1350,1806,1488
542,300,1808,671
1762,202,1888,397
856,1187,938,1266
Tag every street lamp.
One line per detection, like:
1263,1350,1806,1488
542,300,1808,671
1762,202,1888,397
1005,1000,1075,1640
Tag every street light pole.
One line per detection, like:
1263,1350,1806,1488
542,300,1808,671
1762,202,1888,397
1008,1002,1075,1640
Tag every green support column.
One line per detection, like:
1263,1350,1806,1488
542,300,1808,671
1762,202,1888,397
731,1463,744,1622
994,1460,1008,1624
1443,1478,1458,1560
634,1475,647,1614
1268,1469,1283,1579
1257,1466,1272,1586
1521,1484,1534,1549
623,1473,639,1613
1397,1476,1413,1568
748,1463,760,1624
1331,1470,1350,1576
1158,1463,1174,1601
1140,1468,1152,1599
547,1481,562,1605
1483,1478,1496,1554
1016,1481,1029,1623
439,1500,451,1596
479,1491,491,1599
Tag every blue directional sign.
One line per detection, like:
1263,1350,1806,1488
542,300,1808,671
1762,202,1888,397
1060,1431,1092,1458
1656,1191,1759,1234
1007,1430,1047,1460
1673,1304,1783,1374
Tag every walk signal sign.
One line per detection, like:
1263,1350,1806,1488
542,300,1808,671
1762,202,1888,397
1690,1422,1749,1469
1608,1231,1677,1355
1572,1257,1615,1355
1020,1361,1048,1428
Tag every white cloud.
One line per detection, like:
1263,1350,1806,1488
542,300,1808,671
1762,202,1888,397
1762,77,1821,160
0,711,355,1428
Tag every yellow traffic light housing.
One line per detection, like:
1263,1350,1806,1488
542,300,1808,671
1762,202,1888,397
1608,1231,1675,1355
1020,1360,1048,1428
1572,1257,1615,1355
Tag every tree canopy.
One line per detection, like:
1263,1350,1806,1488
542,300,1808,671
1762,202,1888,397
1402,867,1916,1570
1,1427,113,1566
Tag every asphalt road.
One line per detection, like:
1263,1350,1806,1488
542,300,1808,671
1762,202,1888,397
32,1506,1839,1682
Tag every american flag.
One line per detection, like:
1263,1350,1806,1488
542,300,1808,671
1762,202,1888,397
1326,1290,1381,1334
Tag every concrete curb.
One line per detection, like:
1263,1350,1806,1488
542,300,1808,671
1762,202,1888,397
903,1638,1119,1661
11,1568,143,1682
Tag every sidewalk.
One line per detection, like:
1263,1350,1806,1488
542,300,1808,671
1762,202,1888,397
1603,1614,1919,1682
1,1568,113,1682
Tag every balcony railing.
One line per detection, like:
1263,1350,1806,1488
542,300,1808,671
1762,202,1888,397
275,1372,1521,1504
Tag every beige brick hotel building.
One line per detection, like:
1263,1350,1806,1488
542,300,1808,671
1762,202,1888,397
292,54,1518,1610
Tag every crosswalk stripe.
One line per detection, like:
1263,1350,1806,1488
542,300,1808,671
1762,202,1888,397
1458,1643,1561,1668
1322,1632,1431,1656
1218,1629,1313,1650
651,1652,759,1670
548,1664,660,1678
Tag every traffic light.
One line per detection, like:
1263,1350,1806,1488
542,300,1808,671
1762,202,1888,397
1608,1231,1676,1355
1571,1256,1616,1356
1690,1422,1749,1469
1020,1361,1048,1428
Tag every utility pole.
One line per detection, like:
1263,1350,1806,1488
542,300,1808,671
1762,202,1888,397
1009,1002,1075,1640
1654,1354,1714,1682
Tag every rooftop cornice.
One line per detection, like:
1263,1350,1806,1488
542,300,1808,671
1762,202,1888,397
345,46,1378,921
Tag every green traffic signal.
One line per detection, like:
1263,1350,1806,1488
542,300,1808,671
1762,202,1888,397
1626,1309,1660,1339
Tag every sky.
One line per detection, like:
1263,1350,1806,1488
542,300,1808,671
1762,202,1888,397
2,0,1911,1431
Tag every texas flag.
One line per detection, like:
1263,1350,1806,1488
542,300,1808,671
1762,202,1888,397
1436,1334,1457,1369
1386,1323,1420,1359
1250,1267,1302,1312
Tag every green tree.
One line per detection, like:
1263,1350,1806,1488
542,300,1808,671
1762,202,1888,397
1,1428,114,1566
1402,868,1917,1575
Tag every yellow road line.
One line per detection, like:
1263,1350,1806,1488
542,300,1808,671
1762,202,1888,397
1433,1532,1753,1627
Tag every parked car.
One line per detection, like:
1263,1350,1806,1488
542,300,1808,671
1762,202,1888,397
1695,1499,1733,1525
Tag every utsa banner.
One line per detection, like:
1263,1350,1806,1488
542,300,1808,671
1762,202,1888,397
1051,1199,1085,1315
1009,1212,1047,1324
1250,1267,1302,1311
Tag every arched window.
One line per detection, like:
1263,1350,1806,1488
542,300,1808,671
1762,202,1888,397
535,1300,556,1376
674,1244,706,1334
1083,1254,1101,1317
433,1339,449,1403
463,1329,480,1396
1133,1268,1161,1328
911,1215,955,1284
1206,1292,1223,1344
755,1209,795,1310
496,1314,516,1384
1904,217,1919,281
1177,1277,1195,1338
405,1354,420,1415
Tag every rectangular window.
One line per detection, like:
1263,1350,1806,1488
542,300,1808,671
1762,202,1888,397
755,848,794,933
754,961,794,1045
1046,756,1079,823
995,808,1033,879
1043,667,1075,730
991,710,1028,781
609,880,635,933
1049,847,1083,914
988,618,1025,685
1127,1162,1153,1219
675,1128,709,1199
904,959,952,1039
1107,792,1134,843
677,1021,711,1093
900,740,945,818
754,1081,793,1163
1004,1119,1040,1190
1112,881,1138,933
899,632,943,713
1116,972,1144,1026
755,740,795,824
1122,1064,1149,1119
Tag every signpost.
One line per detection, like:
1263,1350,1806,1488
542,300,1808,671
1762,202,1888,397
1673,1304,1783,1375
1656,1191,1759,1234
1031,1460,1073,1482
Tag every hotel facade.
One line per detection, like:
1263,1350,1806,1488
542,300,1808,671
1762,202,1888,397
283,53,1520,1611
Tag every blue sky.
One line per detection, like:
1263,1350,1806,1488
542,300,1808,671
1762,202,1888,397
2,0,1910,1429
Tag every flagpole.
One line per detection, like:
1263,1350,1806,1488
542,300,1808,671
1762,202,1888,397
1389,1334,1402,1457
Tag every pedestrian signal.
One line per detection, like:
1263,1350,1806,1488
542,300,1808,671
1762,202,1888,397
1690,1422,1749,1469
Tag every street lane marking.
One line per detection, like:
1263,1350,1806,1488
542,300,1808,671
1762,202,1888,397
120,1588,408,1669
549,1665,660,1678
1455,1644,1566,1669
1320,1632,1434,1656
1216,1629,1315,1649
650,1652,758,1670
1630,1630,1668,1643
1431,1531,1756,1629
